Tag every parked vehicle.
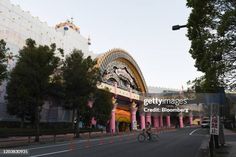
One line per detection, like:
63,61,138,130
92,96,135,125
201,120,210,128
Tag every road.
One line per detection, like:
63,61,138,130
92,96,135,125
4,128,209,157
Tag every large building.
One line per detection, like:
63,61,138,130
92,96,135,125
0,0,202,132
0,0,93,121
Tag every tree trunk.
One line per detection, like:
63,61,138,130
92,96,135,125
35,106,40,142
75,109,80,138
20,116,24,128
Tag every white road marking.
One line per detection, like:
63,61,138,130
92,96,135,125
28,134,132,150
29,134,136,156
28,140,84,150
189,128,201,136
30,149,70,157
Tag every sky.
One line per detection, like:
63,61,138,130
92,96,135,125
10,0,203,90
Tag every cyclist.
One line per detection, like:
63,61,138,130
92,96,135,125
146,122,152,140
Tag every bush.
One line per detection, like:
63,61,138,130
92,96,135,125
0,121,22,128
0,121,73,129
0,125,103,138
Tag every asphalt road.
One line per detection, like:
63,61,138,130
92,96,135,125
2,128,209,157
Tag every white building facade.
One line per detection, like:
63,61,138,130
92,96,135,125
0,0,95,121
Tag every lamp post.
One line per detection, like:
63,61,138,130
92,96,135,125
172,24,187,31
174,22,226,151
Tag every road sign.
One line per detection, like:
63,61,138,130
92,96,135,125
210,115,219,135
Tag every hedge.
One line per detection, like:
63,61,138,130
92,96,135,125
0,125,102,138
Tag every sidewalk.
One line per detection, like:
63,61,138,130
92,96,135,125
215,129,236,157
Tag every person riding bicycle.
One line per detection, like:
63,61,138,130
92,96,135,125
145,122,151,140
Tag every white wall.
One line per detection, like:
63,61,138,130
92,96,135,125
0,0,96,121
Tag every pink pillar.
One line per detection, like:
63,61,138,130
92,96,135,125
153,116,159,128
179,114,184,128
110,110,116,133
140,114,145,129
131,109,137,130
146,113,151,125
166,115,171,127
91,117,97,125
160,115,163,128
157,116,160,128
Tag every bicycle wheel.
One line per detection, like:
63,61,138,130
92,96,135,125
137,134,146,142
151,134,160,141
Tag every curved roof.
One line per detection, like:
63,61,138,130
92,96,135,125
96,48,148,93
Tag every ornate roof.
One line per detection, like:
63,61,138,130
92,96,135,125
96,48,148,93
55,21,80,32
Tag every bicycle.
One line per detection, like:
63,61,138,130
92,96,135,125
137,129,160,142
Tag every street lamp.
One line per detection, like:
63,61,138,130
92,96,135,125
172,24,187,31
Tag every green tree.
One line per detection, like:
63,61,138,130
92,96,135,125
186,0,235,91
6,70,33,128
6,39,61,141
0,39,9,84
92,89,113,126
62,49,100,137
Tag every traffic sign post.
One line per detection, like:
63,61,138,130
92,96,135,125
210,115,219,135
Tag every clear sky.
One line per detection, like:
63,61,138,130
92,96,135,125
10,0,203,89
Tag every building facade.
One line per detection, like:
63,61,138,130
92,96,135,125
0,0,93,121
96,49,148,132
0,0,202,131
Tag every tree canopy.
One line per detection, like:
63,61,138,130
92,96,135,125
62,49,100,137
6,38,62,141
0,39,9,84
187,0,236,91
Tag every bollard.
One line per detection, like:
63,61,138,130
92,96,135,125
133,131,136,139
119,132,123,142
109,132,114,144
99,137,104,145
53,134,56,143
28,136,31,144
85,135,91,148
69,136,76,151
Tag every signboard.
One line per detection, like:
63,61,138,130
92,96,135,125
210,115,219,135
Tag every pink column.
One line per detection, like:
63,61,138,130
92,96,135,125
146,113,151,125
160,115,163,128
131,108,137,130
91,117,97,126
153,116,159,128
140,114,146,129
189,112,193,126
179,114,184,128
166,115,171,127
110,110,116,133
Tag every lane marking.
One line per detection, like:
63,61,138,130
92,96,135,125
30,135,138,157
28,141,84,150
189,128,201,136
30,149,70,157
28,134,132,150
